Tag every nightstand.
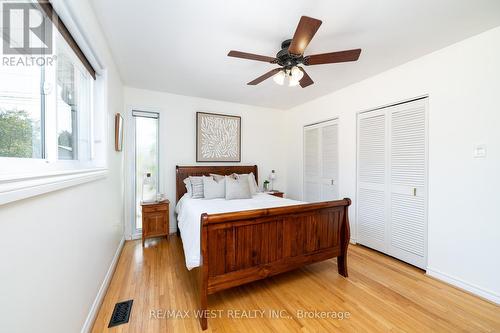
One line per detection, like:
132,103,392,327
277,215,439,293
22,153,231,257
141,199,169,246
267,191,284,198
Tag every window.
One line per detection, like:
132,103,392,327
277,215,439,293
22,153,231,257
133,111,159,232
0,25,94,161
55,36,93,161
0,1,105,204
0,65,43,158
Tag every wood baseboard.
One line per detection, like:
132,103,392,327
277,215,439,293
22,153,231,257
81,236,125,333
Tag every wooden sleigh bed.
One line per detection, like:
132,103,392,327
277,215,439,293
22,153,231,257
175,165,351,330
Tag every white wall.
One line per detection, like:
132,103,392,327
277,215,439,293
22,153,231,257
284,27,500,303
124,87,287,234
0,1,125,332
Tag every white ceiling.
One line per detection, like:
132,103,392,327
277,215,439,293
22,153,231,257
90,0,500,109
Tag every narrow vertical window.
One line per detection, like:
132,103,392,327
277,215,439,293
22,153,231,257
133,111,159,232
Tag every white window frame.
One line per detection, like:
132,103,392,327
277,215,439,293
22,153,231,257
123,106,162,240
0,0,108,205
133,110,160,238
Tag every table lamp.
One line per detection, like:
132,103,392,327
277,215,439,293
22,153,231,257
269,170,276,191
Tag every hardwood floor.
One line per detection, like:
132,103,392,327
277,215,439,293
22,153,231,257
92,236,500,332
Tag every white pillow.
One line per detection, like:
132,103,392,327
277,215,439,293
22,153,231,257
183,177,192,197
189,176,204,199
248,172,259,194
203,175,225,199
210,173,225,182
232,173,259,195
225,175,252,200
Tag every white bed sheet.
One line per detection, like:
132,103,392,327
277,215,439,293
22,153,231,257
175,193,304,270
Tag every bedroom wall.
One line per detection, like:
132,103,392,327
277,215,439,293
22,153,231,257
123,87,287,234
284,26,500,303
0,1,125,332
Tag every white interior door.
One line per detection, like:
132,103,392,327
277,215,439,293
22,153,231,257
357,111,387,252
388,101,427,268
321,123,339,200
357,98,428,269
303,120,339,202
304,126,321,202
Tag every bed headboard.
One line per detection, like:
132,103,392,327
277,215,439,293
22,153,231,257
176,165,258,202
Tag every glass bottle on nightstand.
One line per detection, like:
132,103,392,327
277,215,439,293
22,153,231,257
142,172,157,203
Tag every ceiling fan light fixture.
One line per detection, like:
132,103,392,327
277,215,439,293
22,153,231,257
290,66,304,81
288,78,300,87
273,70,285,85
229,16,361,88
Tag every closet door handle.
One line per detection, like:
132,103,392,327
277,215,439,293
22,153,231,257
413,188,417,196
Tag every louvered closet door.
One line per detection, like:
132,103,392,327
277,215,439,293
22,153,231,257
304,127,321,202
357,98,427,269
304,120,339,202
357,111,387,252
388,101,427,268
320,123,339,200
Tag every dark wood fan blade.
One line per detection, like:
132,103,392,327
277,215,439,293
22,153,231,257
299,68,314,88
304,49,361,65
228,50,276,63
288,16,322,56
247,68,282,85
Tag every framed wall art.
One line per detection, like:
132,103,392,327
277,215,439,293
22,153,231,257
115,113,124,152
196,112,241,162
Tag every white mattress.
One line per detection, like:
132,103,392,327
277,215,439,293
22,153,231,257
175,193,303,270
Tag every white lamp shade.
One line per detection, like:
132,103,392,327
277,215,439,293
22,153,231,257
288,78,300,87
273,70,285,85
291,66,304,81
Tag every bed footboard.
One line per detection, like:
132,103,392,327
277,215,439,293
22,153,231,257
198,199,351,330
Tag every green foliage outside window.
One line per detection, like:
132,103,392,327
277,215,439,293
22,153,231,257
0,109,37,158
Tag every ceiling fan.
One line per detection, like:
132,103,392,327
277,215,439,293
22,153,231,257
228,16,361,88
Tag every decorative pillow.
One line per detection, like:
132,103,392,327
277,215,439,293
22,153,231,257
189,176,204,199
203,175,225,199
232,173,259,195
183,177,192,197
210,173,225,182
248,172,259,194
225,175,252,200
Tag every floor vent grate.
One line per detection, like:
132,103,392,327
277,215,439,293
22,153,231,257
108,299,133,328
